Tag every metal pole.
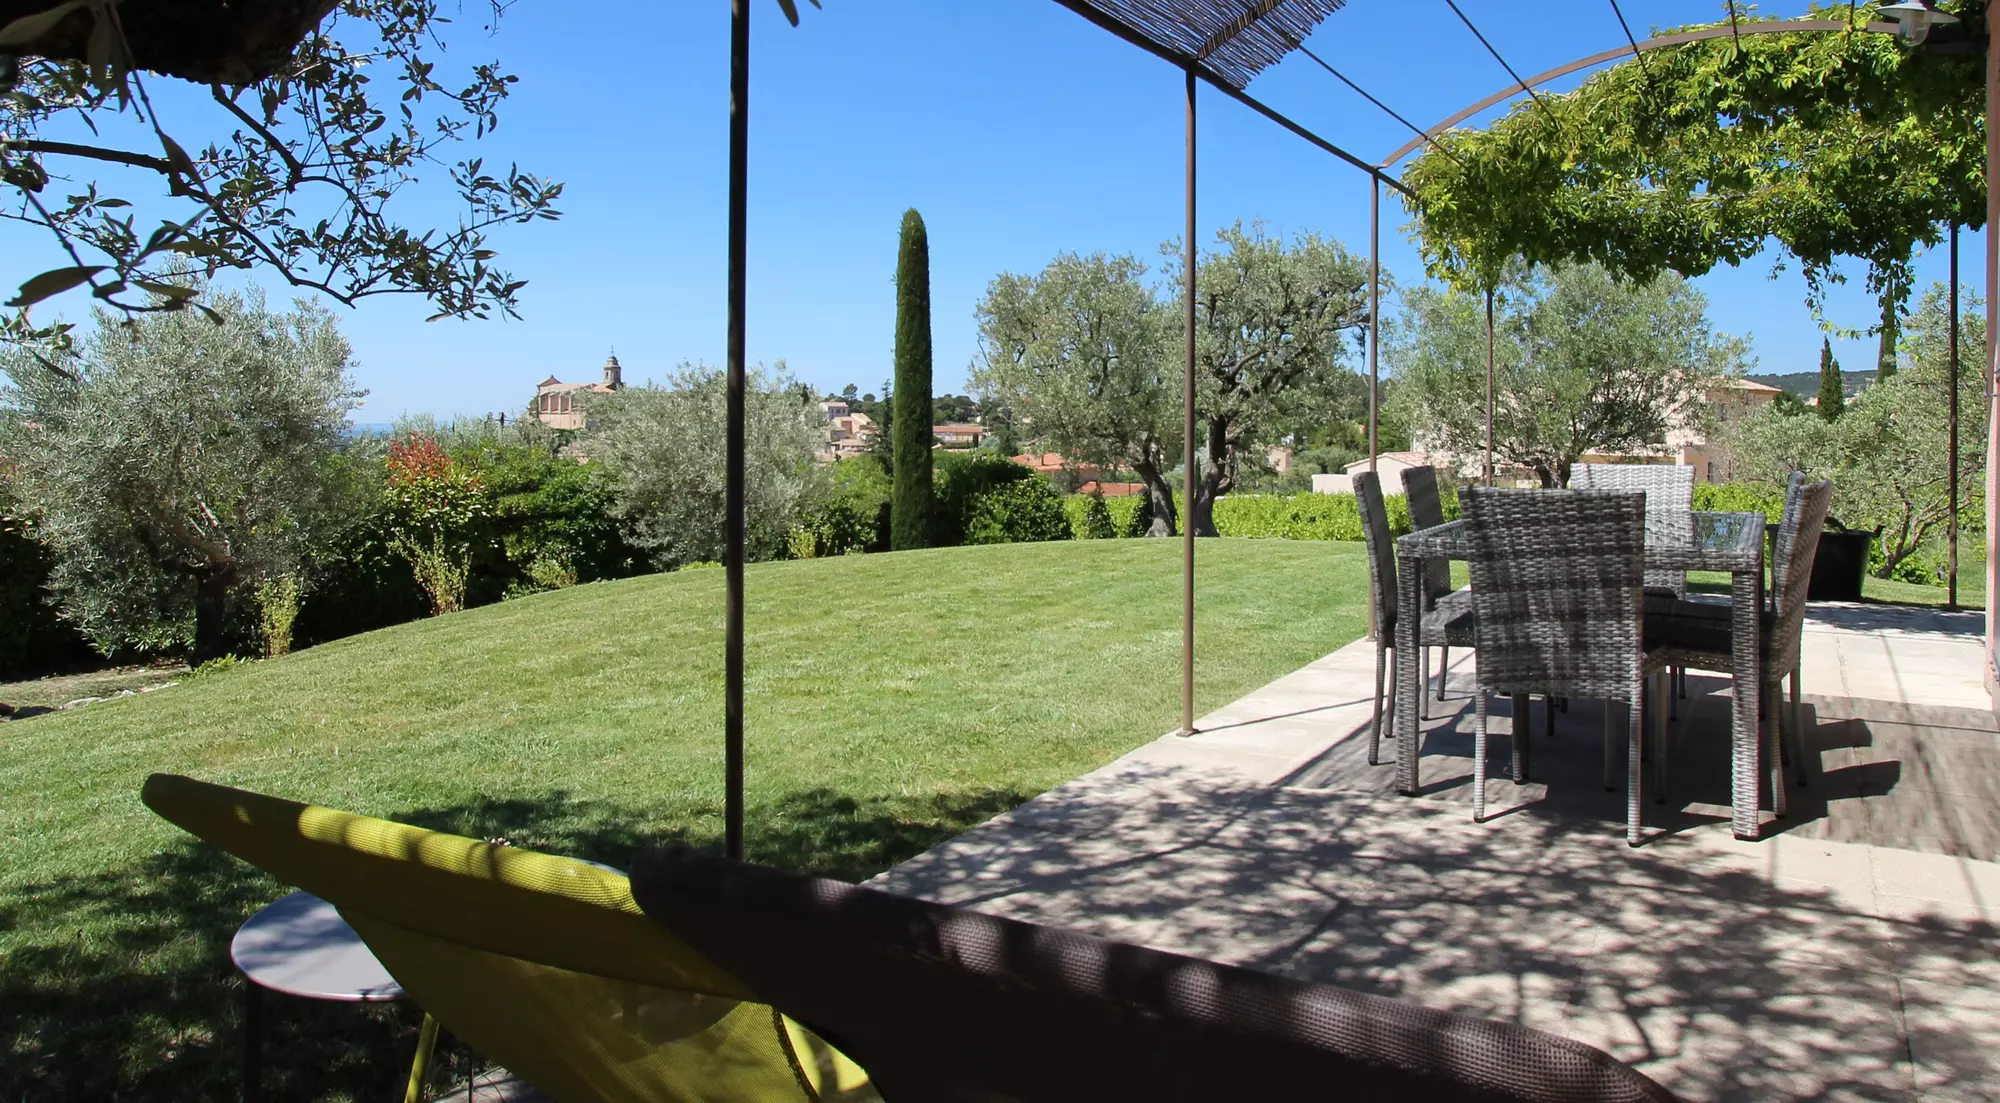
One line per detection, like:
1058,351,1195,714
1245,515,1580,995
1181,66,1198,737
724,0,748,861
1485,286,1496,487
1950,220,1960,610
1987,11,1998,699
1367,173,1380,643
1369,174,1380,474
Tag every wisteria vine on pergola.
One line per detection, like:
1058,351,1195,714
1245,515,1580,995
1400,5,1986,329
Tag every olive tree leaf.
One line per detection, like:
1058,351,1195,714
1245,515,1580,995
8,265,104,306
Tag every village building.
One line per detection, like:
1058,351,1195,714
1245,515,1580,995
532,355,625,430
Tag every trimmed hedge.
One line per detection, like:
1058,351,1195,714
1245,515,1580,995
966,479,1071,545
1066,487,1459,542
1062,494,1118,540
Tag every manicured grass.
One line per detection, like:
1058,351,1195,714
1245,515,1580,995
1688,568,1986,608
0,538,1368,1100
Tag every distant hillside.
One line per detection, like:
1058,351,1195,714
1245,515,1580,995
1748,370,1877,398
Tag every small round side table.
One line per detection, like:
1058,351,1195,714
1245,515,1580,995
232,890,435,1102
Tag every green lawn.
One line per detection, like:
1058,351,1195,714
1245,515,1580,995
1687,568,1985,608
0,538,1369,1100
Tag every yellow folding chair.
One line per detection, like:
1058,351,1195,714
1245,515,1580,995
141,773,874,1102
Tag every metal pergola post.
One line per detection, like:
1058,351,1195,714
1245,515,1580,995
1484,286,1495,487
1366,172,1380,642
1986,9,1998,696
1950,220,1960,610
724,0,749,861
1181,66,1198,737
1369,174,1380,475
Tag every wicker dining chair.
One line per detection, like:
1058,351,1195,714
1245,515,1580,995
1646,478,1834,807
1569,464,1695,600
1357,470,1474,767
1400,465,1472,717
1461,489,1672,847
1573,463,1698,714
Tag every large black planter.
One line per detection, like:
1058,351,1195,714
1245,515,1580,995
1763,524,1875,602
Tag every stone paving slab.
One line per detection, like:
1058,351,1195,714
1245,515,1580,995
877,601,2000,1101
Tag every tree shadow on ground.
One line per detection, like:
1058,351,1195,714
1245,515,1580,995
0,784,1028,1100
874,761,2000,1100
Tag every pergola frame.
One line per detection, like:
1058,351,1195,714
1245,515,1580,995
718,2,2000,856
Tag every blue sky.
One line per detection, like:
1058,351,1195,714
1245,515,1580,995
7,2,1982,421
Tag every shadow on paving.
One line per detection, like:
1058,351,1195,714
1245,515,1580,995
0,784,1027,1101
1284,674,2000,863
879,764,2000,1099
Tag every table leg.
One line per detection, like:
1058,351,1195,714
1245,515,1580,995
243,979,262,1103
1395,554,1424,795
1730,566,1762,840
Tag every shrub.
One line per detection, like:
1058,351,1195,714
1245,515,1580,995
965,479,1072,545
933,452,1036,545
1106,493,1151,537
1694,481,1786,524
292,514,428,647
793,457,891,558
475,445,636,590
1202,489,1447,541
256,576,300,658
1063,493,1119,539
384,434,489,616
0,508,95,678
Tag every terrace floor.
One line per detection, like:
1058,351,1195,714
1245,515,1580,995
872,602,2000,1101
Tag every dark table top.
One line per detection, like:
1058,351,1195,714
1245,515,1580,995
1396,510,1766,573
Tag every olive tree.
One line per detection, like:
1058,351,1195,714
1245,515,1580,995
1727,282,1985,579
972,252,1182,535
1176,223,1372,535
579,363,821,570
0,287,361,660
1392,261,1742,488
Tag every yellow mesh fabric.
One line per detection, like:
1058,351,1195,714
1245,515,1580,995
141,774,875,1102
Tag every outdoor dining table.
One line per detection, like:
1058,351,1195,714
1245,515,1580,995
1393,509,1770,840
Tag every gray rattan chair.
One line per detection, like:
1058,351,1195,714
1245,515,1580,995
1358,470,1474,767
1400,465,1473,717
1574,463,1697,713
1570,463,1695,600
1461,488,1672,847
1646,478,1834,806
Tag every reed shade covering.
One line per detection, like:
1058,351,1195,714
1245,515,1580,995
1056,0,1348,89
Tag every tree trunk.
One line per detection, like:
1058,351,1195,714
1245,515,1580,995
1190,418,1233,538
191,563,237,665
1134,459,1178,537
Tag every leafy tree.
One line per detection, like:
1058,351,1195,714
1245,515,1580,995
973,251,1181,535
1817,337,1846,421
581,363,820,570
0,287,360,660
1402,10,1983,328
1391,261,1743,488
892,208,935,550
1728,282,1985,579
0,1,568,353
1177,223,1371,535
934,393,980,424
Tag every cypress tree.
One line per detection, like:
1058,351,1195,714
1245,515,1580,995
891,208,935,549
1816,336,1845,422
